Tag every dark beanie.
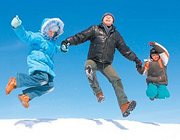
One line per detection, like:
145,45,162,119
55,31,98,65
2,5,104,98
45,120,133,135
150,48,158,58
150,48,158,55
102,12,115,23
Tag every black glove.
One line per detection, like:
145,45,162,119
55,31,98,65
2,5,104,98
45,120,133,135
136,63,142,69
134,57,142,68
61,40,68,46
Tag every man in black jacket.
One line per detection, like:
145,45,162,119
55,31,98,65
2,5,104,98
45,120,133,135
61,13,142,117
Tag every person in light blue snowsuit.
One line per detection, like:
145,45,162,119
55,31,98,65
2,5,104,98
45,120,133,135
6,15,65,108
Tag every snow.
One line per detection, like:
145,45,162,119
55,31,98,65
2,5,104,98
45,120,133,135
0,118,180,140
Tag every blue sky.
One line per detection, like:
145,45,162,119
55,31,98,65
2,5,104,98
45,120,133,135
0,0,180,123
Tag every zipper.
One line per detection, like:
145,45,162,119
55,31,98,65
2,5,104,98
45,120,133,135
101,30,114,63
100,36,107,63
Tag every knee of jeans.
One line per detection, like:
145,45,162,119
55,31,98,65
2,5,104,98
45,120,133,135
40,80,48,86
85,60,96,69
40,77,49,86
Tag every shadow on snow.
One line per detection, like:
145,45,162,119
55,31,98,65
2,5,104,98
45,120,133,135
14,118,57,128
87,118,128,130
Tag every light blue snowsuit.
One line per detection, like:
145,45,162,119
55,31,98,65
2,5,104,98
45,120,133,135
13,18,63,100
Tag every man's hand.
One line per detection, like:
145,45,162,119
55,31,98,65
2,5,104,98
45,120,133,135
60,41,70,52
134,57,142,68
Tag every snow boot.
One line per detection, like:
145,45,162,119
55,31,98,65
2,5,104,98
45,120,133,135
96,92,105,103
18,94,30,108
120,100,136,117
149,95,158,101
6,77,17,95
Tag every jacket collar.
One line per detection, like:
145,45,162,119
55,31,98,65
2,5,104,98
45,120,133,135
99,23,116,30
99,23,116,31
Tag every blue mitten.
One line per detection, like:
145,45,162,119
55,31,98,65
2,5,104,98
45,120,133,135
11,15,22,29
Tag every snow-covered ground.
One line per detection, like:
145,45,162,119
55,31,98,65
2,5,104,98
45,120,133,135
0,118,179,140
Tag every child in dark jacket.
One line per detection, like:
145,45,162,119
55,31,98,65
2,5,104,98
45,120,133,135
137,42,170,100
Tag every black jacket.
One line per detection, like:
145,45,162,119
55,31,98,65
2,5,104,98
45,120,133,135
66,23,137,64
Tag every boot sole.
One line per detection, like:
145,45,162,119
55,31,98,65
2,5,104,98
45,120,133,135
6,78,16,95
122,101,136,117
18,95,29,108
98,96,105,103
